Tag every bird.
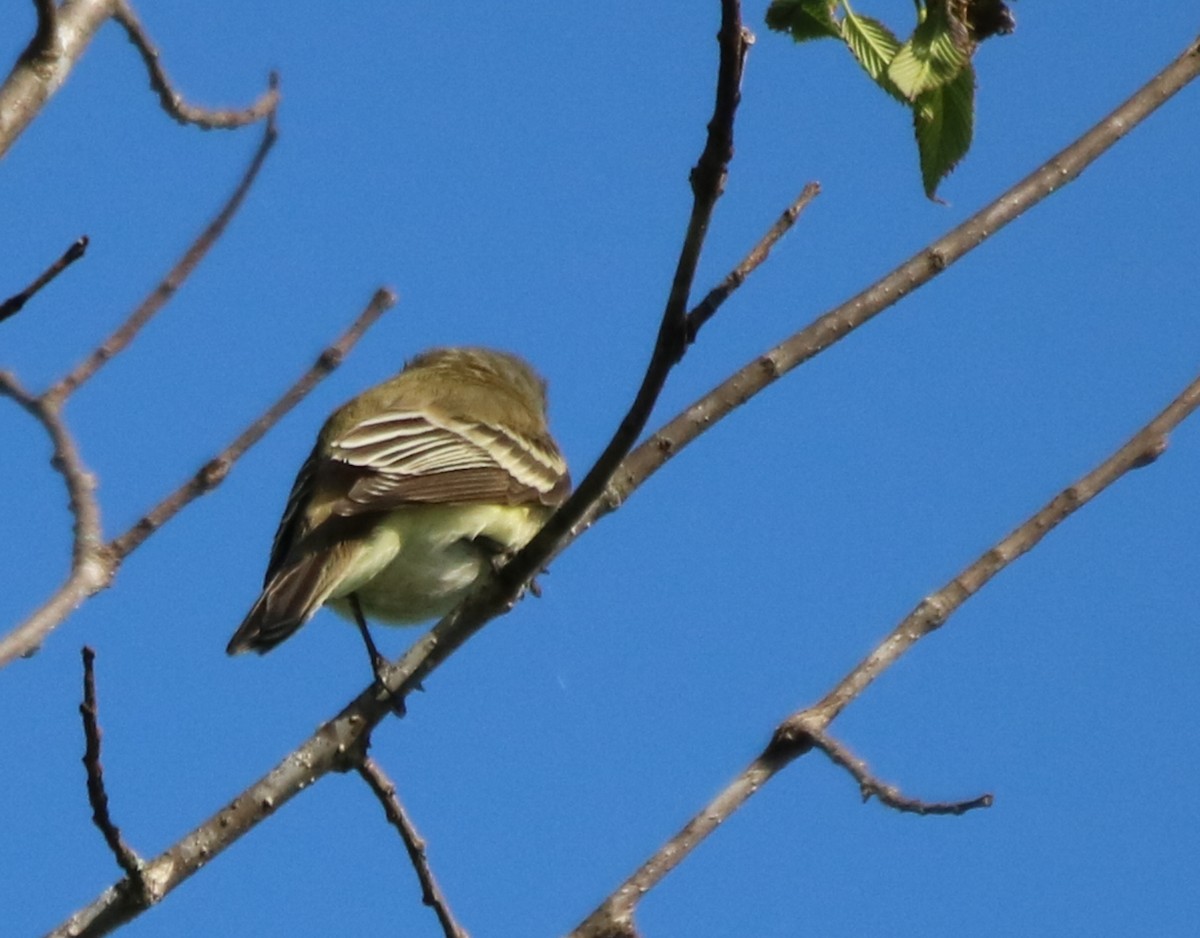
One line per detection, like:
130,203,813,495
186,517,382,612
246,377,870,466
226,347,570,667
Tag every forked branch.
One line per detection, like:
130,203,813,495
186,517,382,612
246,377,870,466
570,366,1200,937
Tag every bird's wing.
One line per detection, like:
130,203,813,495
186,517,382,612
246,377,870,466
263,446,319,583
327,410,570,511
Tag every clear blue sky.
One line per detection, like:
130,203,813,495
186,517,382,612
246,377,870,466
3,2,1199,936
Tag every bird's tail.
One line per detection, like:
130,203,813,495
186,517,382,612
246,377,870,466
226,552,346,655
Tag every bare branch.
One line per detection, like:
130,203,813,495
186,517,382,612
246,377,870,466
571,366,1200,936
0,289,392,668
798,724,993,816
109,287,397,559
685,182,820,339
79,647,149,892
46,9,756,929
49,23,1200,938
0,236,88,324
355,757,470,938
501,0,752,591
49,112,279,403
0,0,116,160
0,372,110,666
2,0,276,158
110,0,279,129
605,33,1200,514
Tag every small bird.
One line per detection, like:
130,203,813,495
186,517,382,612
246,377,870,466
227,347,570,663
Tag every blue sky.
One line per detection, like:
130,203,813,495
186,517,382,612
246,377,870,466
3,2,1199,936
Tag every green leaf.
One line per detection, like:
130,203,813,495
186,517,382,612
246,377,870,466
840,6,906,103
887,7,968,99
766,0,841,43
913,61,975,199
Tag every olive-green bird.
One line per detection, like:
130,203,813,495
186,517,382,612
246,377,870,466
227,347,570,657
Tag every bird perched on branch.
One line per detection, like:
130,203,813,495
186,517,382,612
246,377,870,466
227,347,570,667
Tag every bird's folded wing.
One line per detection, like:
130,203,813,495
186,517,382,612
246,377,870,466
328,410,569,509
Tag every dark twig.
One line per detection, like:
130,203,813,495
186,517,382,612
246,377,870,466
501,0,752,591
0,236,88,324
108,287,396,559
795,724,992,815
355,758,470,938
80,647,148,892
49,111,279,403
111,1,279,129
362,0,756,717
29,0,60,58
685,183,820,339
571,367,1200,937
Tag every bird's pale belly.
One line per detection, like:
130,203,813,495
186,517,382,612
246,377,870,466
326,503,545,625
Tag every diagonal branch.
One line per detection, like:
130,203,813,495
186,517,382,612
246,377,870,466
109,287,396,559
502,0,753,591
355,757,470,938
0,236,89,325
1,0,115,160
603,32,1200,516
48,20,1200,938
570,365,1200,937
48,111,279,403
0,289,394,668
46,7,757,933
685,182,819,338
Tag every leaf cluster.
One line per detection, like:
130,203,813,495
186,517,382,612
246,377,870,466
766,0,1015,198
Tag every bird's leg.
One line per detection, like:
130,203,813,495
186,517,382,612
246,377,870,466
472,535,546,597
349,593,406,716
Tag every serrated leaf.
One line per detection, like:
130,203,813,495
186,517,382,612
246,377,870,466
765,0,841,43
913,62,975,199
887,8,968,99
840,7,906,103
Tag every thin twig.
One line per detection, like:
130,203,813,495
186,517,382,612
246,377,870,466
0,290,392,667
355,757,470,938
604,33,1200,515
801,725,992,815
0,236,88,324
49,111,279,403
80,647,148,892
685,183,820,339
111,0,279,129
109,287,397,559
570,368,1200,937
